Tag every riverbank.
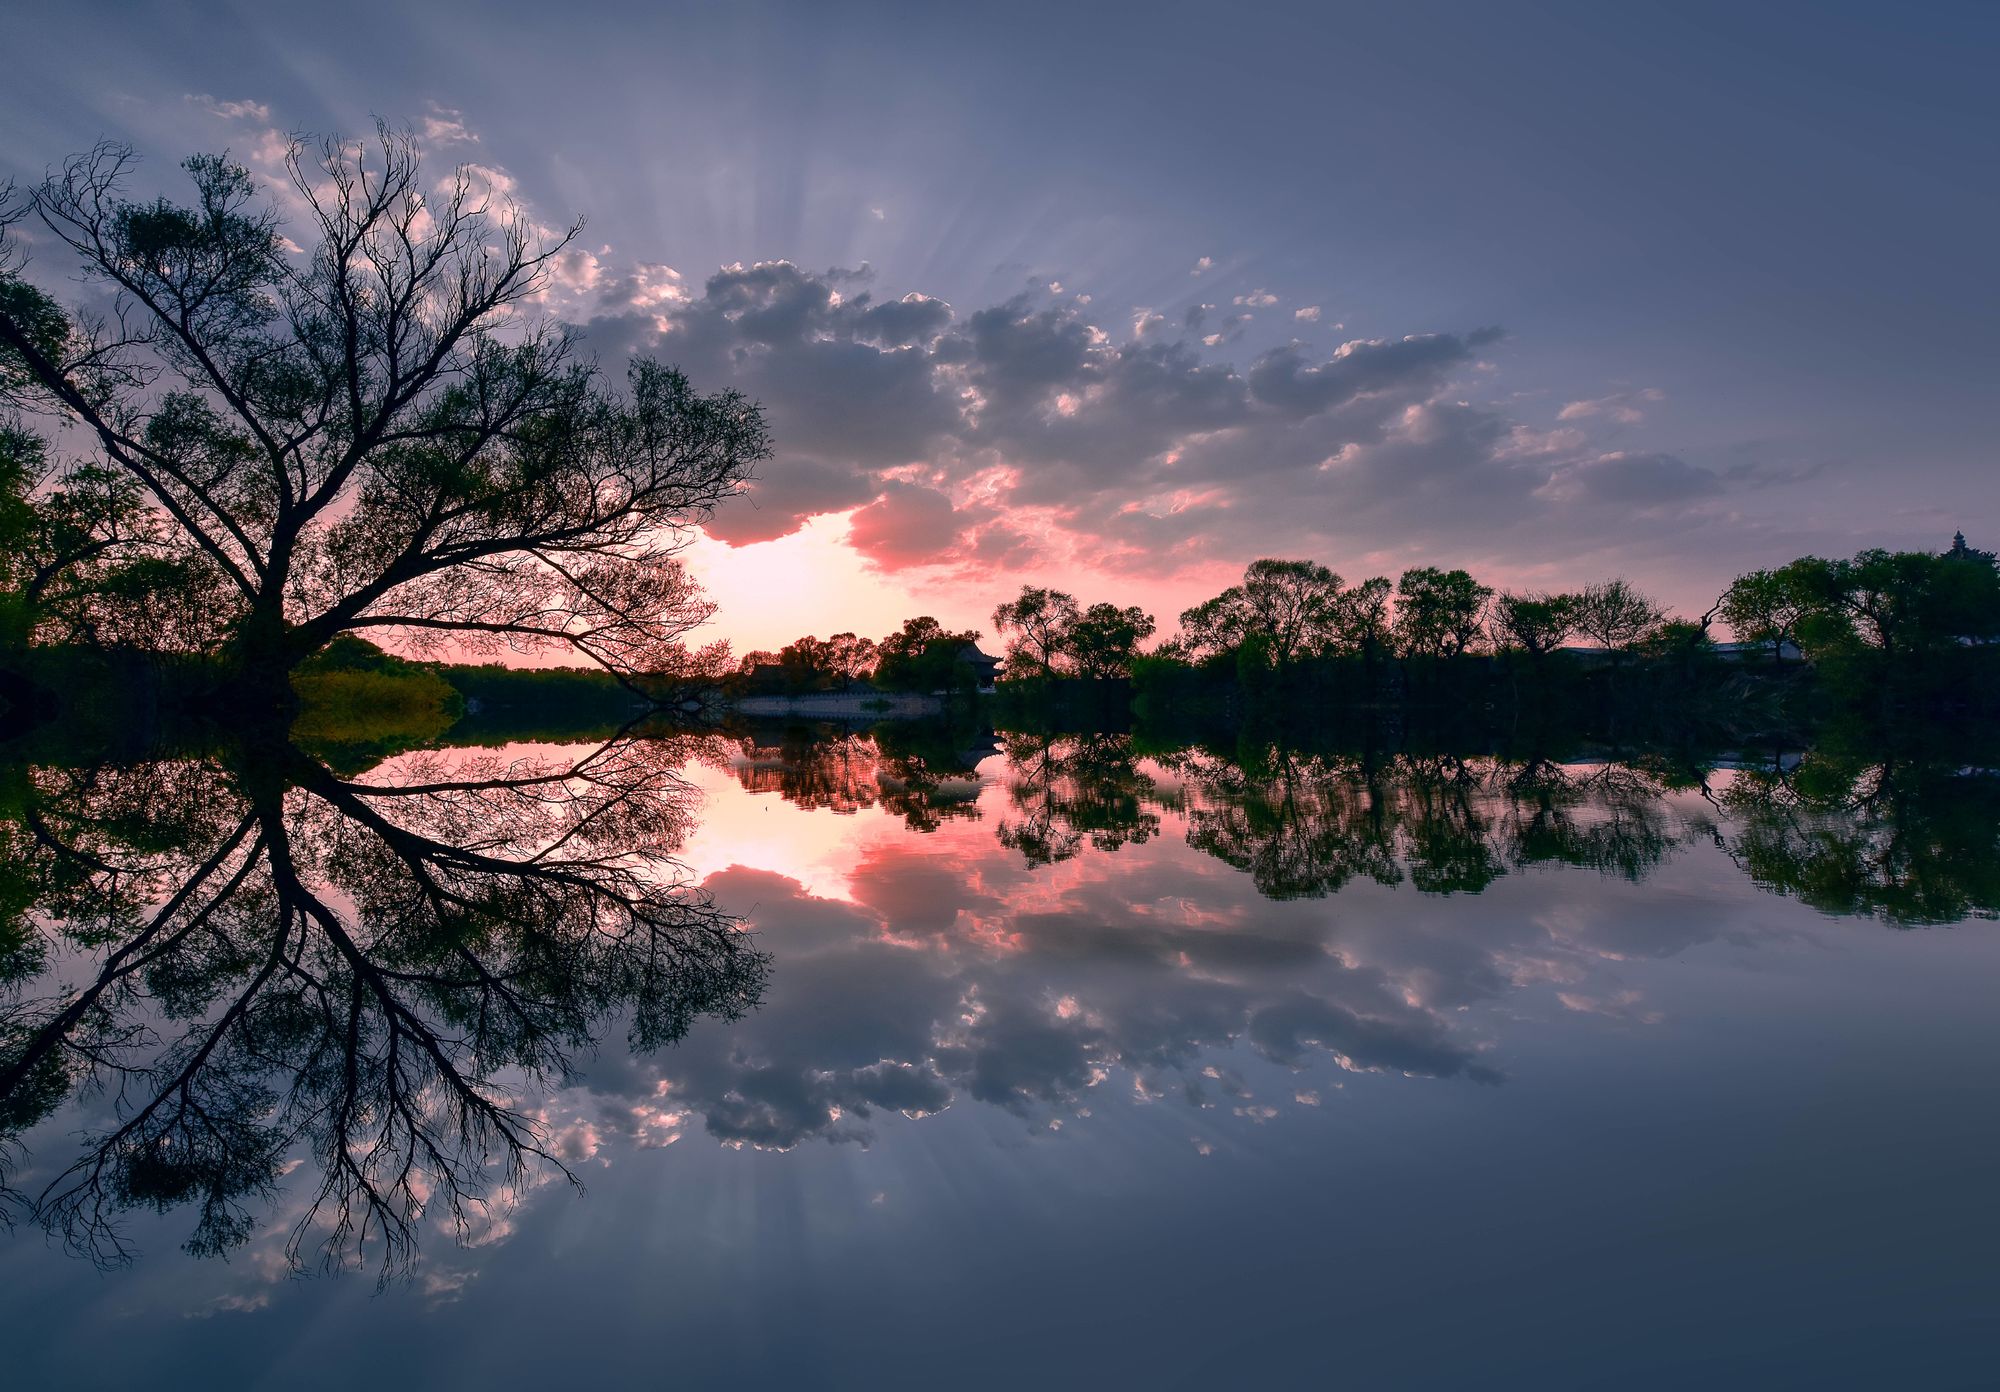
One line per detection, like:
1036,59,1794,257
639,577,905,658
732,691,945,719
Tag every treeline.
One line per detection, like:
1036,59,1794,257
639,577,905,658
987,542,2000,721
989,564,1688,682
727,616,991,695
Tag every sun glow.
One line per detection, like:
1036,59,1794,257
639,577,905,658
685,513,960,654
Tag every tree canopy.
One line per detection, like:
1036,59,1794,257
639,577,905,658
1393,566,1492,659
993,587,1154,680
0,130,768,698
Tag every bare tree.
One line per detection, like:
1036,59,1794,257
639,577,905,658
1572,579,1665,654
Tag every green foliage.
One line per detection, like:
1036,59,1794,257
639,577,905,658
1491,591,1576,659
1719,565,1813,661
1723,750,2000,925
1721,543,2000,709
1393,566,1492,659
872,616,983,693
1067,602,1156,679
1178,558,1349,665
0,275,73,400
442,662,649,721
289,666,460,766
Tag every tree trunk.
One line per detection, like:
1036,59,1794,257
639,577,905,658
221,599,305,719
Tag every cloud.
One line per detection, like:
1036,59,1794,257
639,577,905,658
541,735,1778,1162
1246,334,1487,417
1294,305,1321,322
419,101,480,146
1191,255,1214,275
185,94,270,122
565,256,1772,581
1557,387,1664,424
702,457,881,546
1538,450,1722,507
846,481,963,569
1246,993,1500,1081
961,295,1098,409
1234,289,1279,308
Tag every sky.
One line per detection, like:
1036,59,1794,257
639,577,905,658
4,0,1996,652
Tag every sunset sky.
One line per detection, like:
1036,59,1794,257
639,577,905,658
6,0,1995,653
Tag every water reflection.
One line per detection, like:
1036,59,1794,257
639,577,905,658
727,723,992,831
1719,748,2000,925
996,731,1160,864
1,724,1995,1284
0,737,766,1274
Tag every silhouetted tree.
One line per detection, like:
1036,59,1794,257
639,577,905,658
1066,602,1156,680
992,586,1081,679
1572,579,1664,654
1500,759,1685,881
1175,746,1401,899
1778,547,2000,660
1177,559,1346,665
1719,752,2000,924
1393,567,1492,659
1719,565,1814,663
0,421,202,652
1490,590,1576,663
874,616,981,692
769,632,878,692
997,733,1158,865
1332,575,1394,669
0,131,767,702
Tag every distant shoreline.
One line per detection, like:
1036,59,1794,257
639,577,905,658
730,691,945,719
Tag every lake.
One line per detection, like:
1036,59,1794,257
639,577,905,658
2,726,1997,1388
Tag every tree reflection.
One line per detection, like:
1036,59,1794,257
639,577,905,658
1163,746,1692,899
1497,758,1687,882
0,735,767,1276
729,722,991,832
1172,747,1401,900
720,727,1995,929
1718,751,2000,926
995,733,1159,866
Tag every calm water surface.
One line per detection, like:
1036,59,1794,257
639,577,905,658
2,730,1996,1388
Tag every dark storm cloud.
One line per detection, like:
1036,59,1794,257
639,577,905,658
853,293,954,348
581,260,962,472
962,1004,1107,1112
700,260,839,345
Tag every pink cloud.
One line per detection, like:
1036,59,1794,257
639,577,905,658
846,482,963,570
